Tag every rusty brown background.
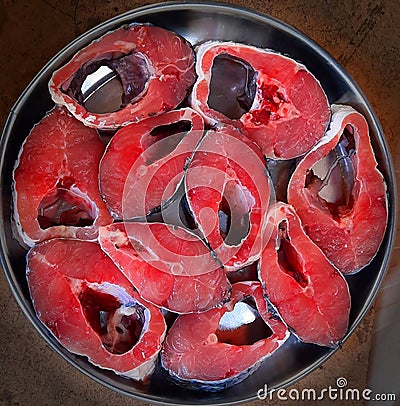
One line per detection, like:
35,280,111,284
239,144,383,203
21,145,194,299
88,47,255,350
0,1,399,405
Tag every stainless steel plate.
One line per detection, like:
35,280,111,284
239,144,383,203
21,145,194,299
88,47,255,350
0,2,396,405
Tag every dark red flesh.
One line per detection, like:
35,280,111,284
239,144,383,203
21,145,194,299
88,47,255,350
38,178,95,229
305,125,357,219
250,84,287,126
227,262,258,284
79,286,144,355
64,52,150,112
144,120,192,164
277,220,308,288
208,53,257,119
218,182,251,246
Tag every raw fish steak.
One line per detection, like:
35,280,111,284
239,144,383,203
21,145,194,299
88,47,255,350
12,106,112,247
49,24,196,129
287,104,388,274
185,125,271,272
99,108,204,219
27,238,166,380
99,222,230,313
161,281,289,391
259,202,351,347
190,41,330,159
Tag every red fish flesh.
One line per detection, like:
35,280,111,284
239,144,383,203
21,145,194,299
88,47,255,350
287,104,388,274
27,238,166,380
161,281,289,390
259,202,351,347
99,108,204,219
99,222,230,313
49,24,196,129
190,41,330,159
12,106,112,247
185,125,271,272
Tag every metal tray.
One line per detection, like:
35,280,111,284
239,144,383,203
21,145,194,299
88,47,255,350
0,2,396,405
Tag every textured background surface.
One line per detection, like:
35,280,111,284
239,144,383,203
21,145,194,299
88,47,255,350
0,1,399,405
